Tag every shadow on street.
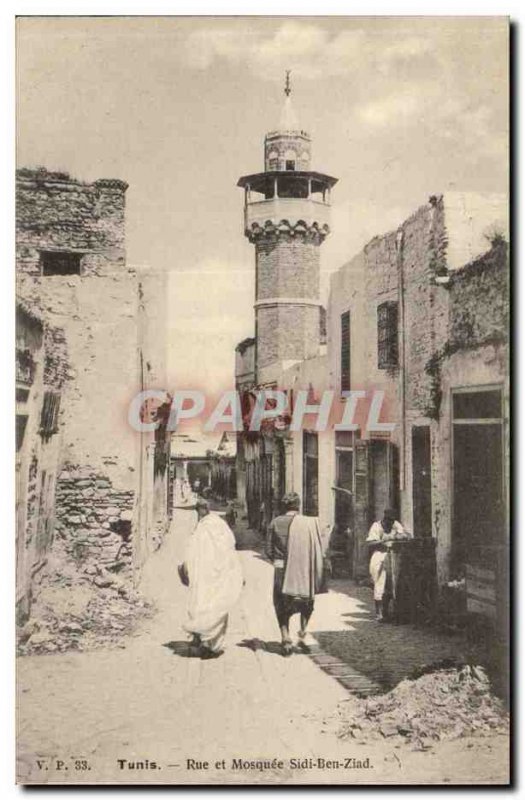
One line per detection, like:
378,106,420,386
162,640,201,658
237,637,288,657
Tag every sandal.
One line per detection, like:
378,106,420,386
296,632,310,652
281,641,294,657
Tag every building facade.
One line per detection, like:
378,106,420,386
326,194,508,601
234,92,509,627
16,167,171,622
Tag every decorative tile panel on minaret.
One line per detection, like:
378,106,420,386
238,73,338,385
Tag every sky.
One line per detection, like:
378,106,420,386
16,16,508,393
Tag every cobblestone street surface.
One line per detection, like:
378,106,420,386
17,509,509,785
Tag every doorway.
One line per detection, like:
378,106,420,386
302,431,319,516
332,431,354,576
412,426,432,537
452,388,505,573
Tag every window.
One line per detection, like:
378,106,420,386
16,347,36,385
340,311,351,393
303,431,319,516
41,251,82,276
335,431,354,490
377,301,399,369
284,150,296,171
40,391,61,437
16,415,28,452
453,390,502,420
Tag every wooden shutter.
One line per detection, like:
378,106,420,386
340,311,351,393
377,301,399,369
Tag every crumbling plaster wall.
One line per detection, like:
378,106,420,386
18,273,139,488
16,305,67,622
16,169,170,584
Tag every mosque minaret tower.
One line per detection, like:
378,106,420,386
237,72,338,385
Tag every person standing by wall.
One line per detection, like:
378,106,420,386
366,507,411,621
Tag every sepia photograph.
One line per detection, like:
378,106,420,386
14,15,509,785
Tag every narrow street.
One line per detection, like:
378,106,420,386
17,509,509,785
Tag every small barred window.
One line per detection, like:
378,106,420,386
41,251,82,276
377,301,399,369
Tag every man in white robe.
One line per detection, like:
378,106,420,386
180,499,243,658
366,507,411,621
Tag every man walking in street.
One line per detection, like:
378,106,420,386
266,492,325,656
179,499,243,658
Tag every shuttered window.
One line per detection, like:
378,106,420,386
40,391,61,437
340,311,351,393
377,301,399,369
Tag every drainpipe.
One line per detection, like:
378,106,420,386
396,229,406,493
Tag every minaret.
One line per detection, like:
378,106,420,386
238,73,338,385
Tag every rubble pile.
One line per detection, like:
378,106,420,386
17,554,154,656
338,665,509,750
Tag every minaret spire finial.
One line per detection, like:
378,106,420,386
284,70,291,98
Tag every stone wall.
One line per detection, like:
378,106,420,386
449,239,508,351
256,235,319,299
54,465,134,574
256,304,321,374
255,233,321,379
43,324,70,388
16,168,127,277
401,197,448,416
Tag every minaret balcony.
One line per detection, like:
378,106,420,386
244,196,331,235
238,169,337,239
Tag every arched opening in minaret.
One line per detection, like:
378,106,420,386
284,150,296,171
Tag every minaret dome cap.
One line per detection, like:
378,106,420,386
264,71,311,172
